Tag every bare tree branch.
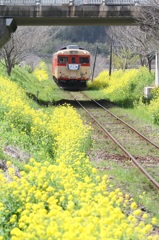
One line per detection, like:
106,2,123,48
0,26,63,75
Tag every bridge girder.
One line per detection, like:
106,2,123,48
0,5,141,49
0,18,17,49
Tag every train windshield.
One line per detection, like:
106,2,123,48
58,56,68,63
79,57,89,64
67,45,79,49
72,57,76,63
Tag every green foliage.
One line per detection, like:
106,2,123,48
56,26,108,43
0,63,60,104
24,65,33,73
0,62,8,77
88,70,110,90
113,49,139,70
89,67,154,107
10,65,46,94
2,62,72,106
38,26,111,65
39,37,110,57
0,61,158,239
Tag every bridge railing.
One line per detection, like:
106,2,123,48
41,0,70,5
0,0,116,5
75,0,104,5
0,0,150,5
0,0,71,4
0,0,36,4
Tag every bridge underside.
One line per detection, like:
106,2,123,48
0,5,141,48
14,17,137,26
0,18,17,49
0,5,140,25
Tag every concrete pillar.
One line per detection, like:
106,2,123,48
155,52,159,87
144,86,154,99
0,18,17,50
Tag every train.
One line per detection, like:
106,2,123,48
52,45,91,90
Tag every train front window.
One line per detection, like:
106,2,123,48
72,57,76,63
58,57,68,64
79,57,89,64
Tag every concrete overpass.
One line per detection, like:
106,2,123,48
0,3,142,48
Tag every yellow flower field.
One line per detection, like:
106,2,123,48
0,75,158,239
89,67,154,107
33,61,49,81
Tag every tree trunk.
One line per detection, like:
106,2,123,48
6,61,12,76
147,57,152,72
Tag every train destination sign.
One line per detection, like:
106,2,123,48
67,64,80,70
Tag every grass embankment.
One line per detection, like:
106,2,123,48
0,62,69,105
88,67,159,125
0,63,158,239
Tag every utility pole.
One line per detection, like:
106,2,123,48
91,46,98,82
109,42,113,76
155,52,159,87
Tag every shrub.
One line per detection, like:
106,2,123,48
89,67,154,107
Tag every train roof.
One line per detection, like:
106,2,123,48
60,45,83,50
53,45,90,56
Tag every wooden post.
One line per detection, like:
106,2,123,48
109,42,112,76
37,91,39,99
155,52,159,87
91,46,98,82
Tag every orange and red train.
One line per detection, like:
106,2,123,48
52,45,91,90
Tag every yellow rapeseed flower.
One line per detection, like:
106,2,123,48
130,202,137,210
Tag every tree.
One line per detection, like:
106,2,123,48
56,26,108,43
0,26,62,76
139,0,159,44
112,49,138,70
108,25,156,71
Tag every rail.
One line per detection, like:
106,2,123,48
69,91,159,191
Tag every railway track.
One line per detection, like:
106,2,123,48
69,91,159,191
